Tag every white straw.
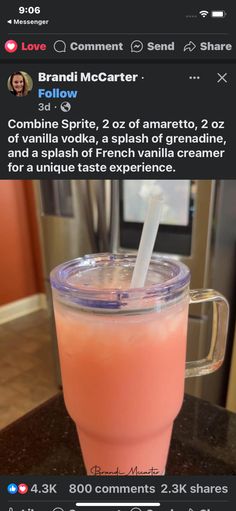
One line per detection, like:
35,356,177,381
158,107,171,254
130,191,163,288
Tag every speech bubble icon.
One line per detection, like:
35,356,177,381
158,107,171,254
130,40,144,53
53,40,67,53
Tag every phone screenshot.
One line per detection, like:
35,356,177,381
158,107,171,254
0,1,236,511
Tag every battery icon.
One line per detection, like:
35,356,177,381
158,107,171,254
211,10,227,18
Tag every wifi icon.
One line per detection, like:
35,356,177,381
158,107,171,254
199,10,209,17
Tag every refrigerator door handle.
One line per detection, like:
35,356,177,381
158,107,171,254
71,180,98,252
109,180,120,252
96,181,109,252
84,180,99,252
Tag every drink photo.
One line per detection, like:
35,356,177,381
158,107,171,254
0,179,235,476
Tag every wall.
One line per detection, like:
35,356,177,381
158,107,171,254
0,181,44,306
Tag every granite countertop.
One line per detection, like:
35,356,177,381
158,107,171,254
0,393,236,475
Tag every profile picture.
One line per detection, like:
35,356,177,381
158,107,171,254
7,71,33,97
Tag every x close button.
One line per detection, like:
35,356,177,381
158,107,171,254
217,72,228,83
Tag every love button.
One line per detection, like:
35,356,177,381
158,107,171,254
5,40,18,53
21,41,47,51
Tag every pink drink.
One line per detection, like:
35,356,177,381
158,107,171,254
54,298,188,475
51,254,190,475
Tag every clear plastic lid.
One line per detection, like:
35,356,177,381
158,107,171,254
50,253,190,312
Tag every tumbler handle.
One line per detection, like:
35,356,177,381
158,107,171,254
185,289,229,378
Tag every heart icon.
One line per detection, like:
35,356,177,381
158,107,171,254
18,483,28,494
5,40,18,53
